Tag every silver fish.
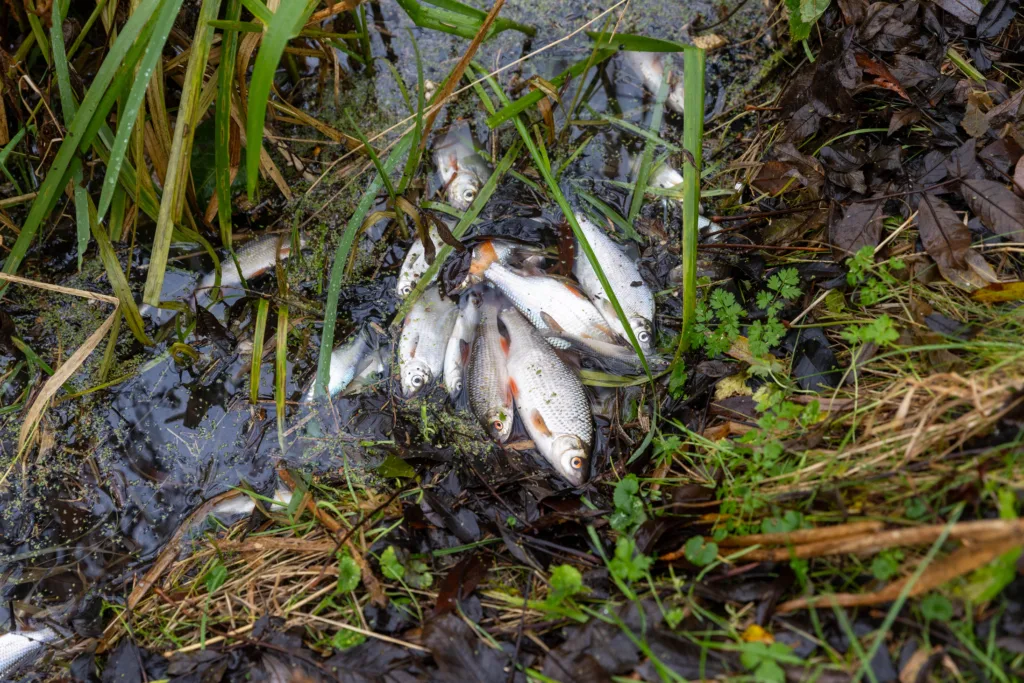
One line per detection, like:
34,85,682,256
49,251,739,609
484,262,632,359
396,222,443,298
303,329,384,402
444,290,482,399
571,212,656,353
644,158,717,234
0,627,60,679
467,293,514,441
434,126,491,211
621,51,685,114
500,307,592,486
398,288,458,397
198,234,305,303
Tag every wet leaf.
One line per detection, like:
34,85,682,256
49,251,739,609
934,0,982,24
856,52,910,101
917,192,970,271
976,0,1018,38
424,614,517,683
888,108,921,134
985,89,1024,129
684,536,718,566
753,161,801,195
978,138,1022,174
830,199,885,258
961,99,990,138
433,553,488,616
971,281,1024,303
376,454,417,479
784,0,815,41
944,139,983,180
1016,156,1024,197
890,54,939,88
960,178,1024,241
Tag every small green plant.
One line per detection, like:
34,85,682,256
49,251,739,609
846,245,906,307
379,545,432,589
331,629,366,650
919,593,954,621
841,314,900,347
336,552,361,594
683,536,718,566
610,474,647,532
692,288,744,356
608,537,653,583
204,559,228,593
546,565,584,607
749,268,801,357
740,641,791,683
871,549,904,581
761,510,805,535
380,546,404,580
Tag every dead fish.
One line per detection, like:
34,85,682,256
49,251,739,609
467,291,514,442
396,222,443,298
206,487,293,521
621,51,685,114
198,234,305,303
483,262,629,358
434,125,491,211
572,212,656,353
303,328,384,402
444,289,482,400
645,159,719,235
0,627,61,679
398,288,458,397
500,307,593,486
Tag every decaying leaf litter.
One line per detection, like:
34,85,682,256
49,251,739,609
0,0,1023,679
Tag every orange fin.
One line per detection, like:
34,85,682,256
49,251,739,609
564,282,588,299
508,377,518,399
530,409,552,437
469,241,499,276
460,339,471,365
500,335,510,355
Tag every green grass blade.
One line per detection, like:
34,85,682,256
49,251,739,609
108,184,127,242
97,0,185,221
216,0,243,248
25,1,51,66
627,65,670,225
0,0,163,295
90,199,153,345
485,50,615,129
316,132,414,398
251,298,270,404
239,0,272,24
574,188,639,241
675,47,704,360
395,0,534,40
586,32,687,51
0,128,26,192
475,64,652,378
275,303,288,416
143,0,223,306
245,0,316,199
425,0,535,35
396,28,424,196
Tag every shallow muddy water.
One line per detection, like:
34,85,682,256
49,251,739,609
0,0,774,642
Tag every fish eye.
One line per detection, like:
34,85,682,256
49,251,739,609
570,456,584,470
412,374,424,387
492,420,503,431
638,330,650,343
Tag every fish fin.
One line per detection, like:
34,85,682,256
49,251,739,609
470,241,499,276
594,322,616,338
540,312,565,334
409,339,418,359
563,282,588,299
508,377,518,399
460,339,471,364
500,335,510,356
530,410,553,437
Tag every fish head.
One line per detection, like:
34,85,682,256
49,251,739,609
447,172,481,211
401,359,433,397
668,82,686,114
631,316,655,351
484,406,514,442
396,269,422,298
550,434,590,486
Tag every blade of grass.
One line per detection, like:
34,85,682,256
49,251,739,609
143,0,223,306
0,128,26,191
275,303,288,419
90,198,153,345
585,32,688,51
0,0,164,296
395,28,424,196
485,50,615,129
475,63,652,378
216,0,243,248
251,298,270,404
25,0,51,66
627,64,670,225
574,188,639,241
316,133,414,398
239,0,272,24
245,0,317,199
97,0,186,221
394,0,533,40
674,47,704,361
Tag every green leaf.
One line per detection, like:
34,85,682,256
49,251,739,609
676,46,704,359
394,0,534,41
250,298,269,404
608,537,653,582
871,553,901,581
761,510,803,535
216,0,243,246
919,593,954,621
785,0,814,42
91,205,152,345
192,117,246,208
586,31,688,52
246,0,317,198
375,454,416,479
610,474,646,532
547,565,583,606
380,546,405,581
683,536,717,566
97,0,185,221
799,0,831,24
205,560,229,592
331,629,366,650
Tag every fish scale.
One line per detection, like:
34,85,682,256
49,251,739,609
500,307,592,485
198,234,304,299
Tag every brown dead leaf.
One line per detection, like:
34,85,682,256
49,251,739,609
960,178,1024,240
856,52,911,101
900,646,940,683
888,108,921,134
961,98,990,138
830,198,885,258
939,249,999,292
752,161,801,195
1015,155,1024,198
918,193,970,271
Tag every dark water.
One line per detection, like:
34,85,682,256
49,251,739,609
0,0,772,641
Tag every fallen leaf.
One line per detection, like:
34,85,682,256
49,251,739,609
961,99,990,138
978,137,1022,174
934,0,982,24
986,89,1024,129
830,198,885,257
960,178,1024,240
972,281,1024,303
888,108,921,134
742,625,775,644
939,249,999,291
917,192,970,271
856,52,910,101
900,646,940,683
752,161,802,195
1014,155,1024,197
691,33,727,50
976,0,1017,38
